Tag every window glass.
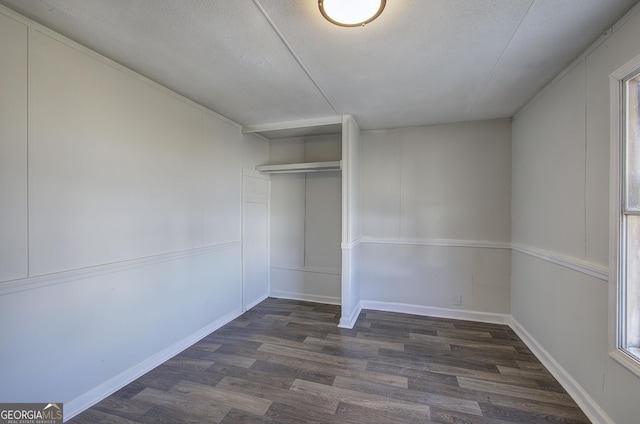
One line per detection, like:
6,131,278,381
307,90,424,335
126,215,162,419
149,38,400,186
626,77,640,211
625,215,640,353
623,71,640,361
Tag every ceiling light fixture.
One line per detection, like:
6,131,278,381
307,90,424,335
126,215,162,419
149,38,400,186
319,0,386,27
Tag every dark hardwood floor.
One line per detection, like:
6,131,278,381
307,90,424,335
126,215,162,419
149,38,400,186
69,298,591,423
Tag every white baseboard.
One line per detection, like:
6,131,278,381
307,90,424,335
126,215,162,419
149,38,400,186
245,293,269,311
359,300,510,325
338,302,362,329
269,290,341,305
507,317,614,424
63,307,243,422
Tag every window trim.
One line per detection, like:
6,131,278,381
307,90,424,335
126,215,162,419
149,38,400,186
609,54,640,378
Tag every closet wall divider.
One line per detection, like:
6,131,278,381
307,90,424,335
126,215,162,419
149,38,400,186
243,115,361,327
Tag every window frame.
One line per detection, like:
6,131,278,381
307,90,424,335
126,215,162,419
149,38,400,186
609,54,640,378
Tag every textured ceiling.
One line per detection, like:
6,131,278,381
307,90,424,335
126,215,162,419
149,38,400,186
1,0,638,130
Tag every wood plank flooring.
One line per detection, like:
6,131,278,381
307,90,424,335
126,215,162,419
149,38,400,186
68,298,591,423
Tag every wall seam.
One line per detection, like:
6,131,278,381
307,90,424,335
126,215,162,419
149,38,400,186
251,0,338,115
240,155,245,311
399,129,404,238
0,6,241,129
584,58,588,260
303,137,308,268
201,112,206,247
26,26,30,278
463,0,535,121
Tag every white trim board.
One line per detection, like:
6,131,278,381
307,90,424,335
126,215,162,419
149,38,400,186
338,301,362,329
359,300,510,325
360,237,510,250
341,237,362,250
508,317,615,424
0,241,242,296
271,265,341,276
63,307,243,422
359,237,608,281
241,116,341,134
607,52,640,380
245,293,269,313
511,243,608,281
269,290,341,306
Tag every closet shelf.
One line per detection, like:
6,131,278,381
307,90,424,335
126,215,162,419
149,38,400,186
256,161,342,174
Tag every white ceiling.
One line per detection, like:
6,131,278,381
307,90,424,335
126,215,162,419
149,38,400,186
1,0,638,131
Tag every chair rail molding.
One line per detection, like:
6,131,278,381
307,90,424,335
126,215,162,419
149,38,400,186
511,243,608,281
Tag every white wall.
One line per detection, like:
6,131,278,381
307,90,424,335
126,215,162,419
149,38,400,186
0,9,267,418
269,134,342,304
511,4,640,423
359,120,512,315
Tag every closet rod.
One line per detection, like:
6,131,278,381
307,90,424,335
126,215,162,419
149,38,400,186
256,160,342,174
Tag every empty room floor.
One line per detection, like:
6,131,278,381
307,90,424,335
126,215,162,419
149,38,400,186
68,298,590,423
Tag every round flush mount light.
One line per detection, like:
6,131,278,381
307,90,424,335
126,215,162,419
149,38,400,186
319,0,386,27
